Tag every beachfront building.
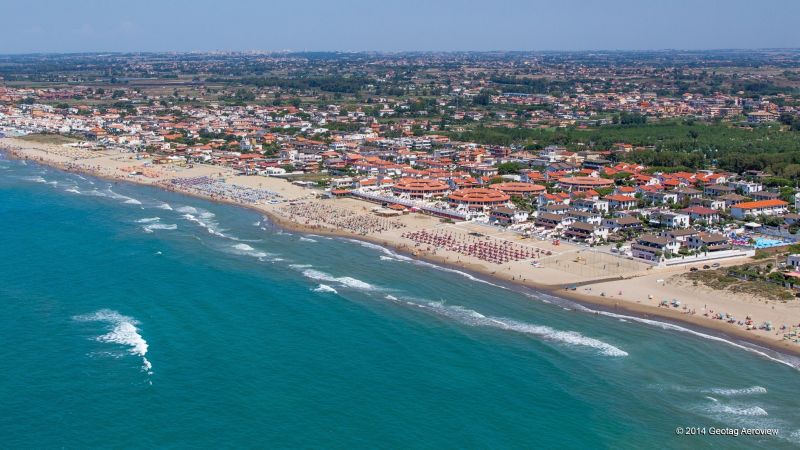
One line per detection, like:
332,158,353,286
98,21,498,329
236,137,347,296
631,235,680,261
489,207,529,226
448,188,511,211
557,176,614,192
687,233,731,252
493,182,546,198
562,221,609,243
730,199,789,219
392,178,450,199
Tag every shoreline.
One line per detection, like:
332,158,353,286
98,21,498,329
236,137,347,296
3,142,800,363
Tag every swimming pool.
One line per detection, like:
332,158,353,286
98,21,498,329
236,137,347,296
753,237,789,249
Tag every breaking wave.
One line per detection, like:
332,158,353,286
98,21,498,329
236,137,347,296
302,269,379,291
143,223,177,233
313,284,338,294
705,386,768,396
385,296,627,357
74,309,152,374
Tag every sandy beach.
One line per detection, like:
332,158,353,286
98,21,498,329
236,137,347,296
4,137,800,359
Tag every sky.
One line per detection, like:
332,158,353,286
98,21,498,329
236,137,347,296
3,0,799,53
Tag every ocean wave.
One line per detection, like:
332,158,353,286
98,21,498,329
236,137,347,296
706,403,769,417
136,217,161,223
143,223,177,233
289,264,313,269
385,296,627,357
182,213,227,239
705,386,768,396
313,284,338,294
230,243,269,259
156,203,173,210
74,309,153,374
582,307,800,370
343,238,505,288
106,187,142,205
22,175,47,183
64,187,82,194
302,269,379,291
299,237,317,243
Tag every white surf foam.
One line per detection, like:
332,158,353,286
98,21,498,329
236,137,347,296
136,217,161,224
22,175,47,183
289,264,313,269
106,187,142,205
581,306,800,370
705,386,768,396
182,213,227,238
143,223,177,233
65,187,81,194
157,203,173,210
302,269,379,291
313,284,338,294
74,309,152,374
706,403,769,417
299,237,317,243
386,296,627,357
343,238,505,288
230,243,269,258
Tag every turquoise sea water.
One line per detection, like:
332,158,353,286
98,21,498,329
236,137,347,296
2,154,800,449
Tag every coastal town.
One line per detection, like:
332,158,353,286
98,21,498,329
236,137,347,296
2,51,800,353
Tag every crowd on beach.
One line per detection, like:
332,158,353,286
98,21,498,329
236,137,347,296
168,176,282,205
401,229,543,264
278,200,406,235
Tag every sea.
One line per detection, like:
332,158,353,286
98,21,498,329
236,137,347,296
2,153,800,449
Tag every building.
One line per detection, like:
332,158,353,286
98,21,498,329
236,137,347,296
557,176,614,192
604,215,643,233
493,182,546,198
489,207,529,226
392,178,450,199
448,188,511,210
563,221,609,243
730,199,789,219
687,233,731,252
649,211,690,228
680,206,721,224
631,235,680,261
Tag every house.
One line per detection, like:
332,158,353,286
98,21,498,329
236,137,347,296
490,207,529,226
535,212,565,229
665,228,700,247
649,211,690,228
788,254,800,270
680,206,721,224
563,221,609,243
631,234,680,261
604,215,643,233
571,198,609,214
751,191,781,202
604,194,638,210
673,187,702,202
704,184,735,197
717,193,749,209
728,180,763,195
687,233,731,252
644,190,678,205
568,209,603,225
730,199,789,219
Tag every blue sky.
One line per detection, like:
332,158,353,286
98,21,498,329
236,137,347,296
3,0,799,53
